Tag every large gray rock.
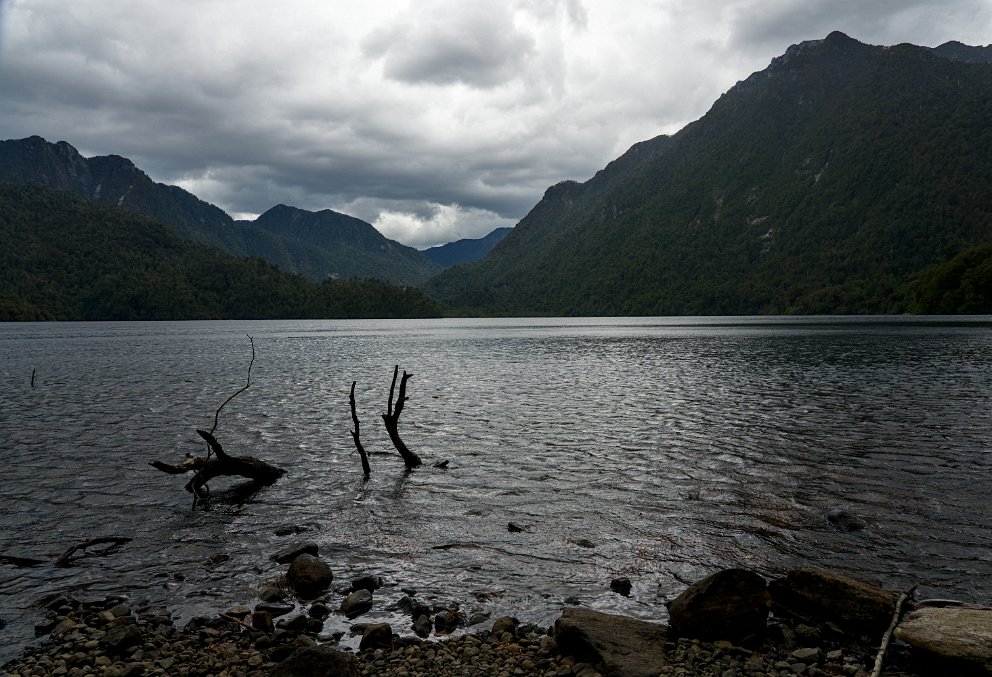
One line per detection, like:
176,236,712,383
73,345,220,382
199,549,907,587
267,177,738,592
667,568,769,643
768,568,893,636
271,646,357,676
895,607,992,675
553,607,670,677
286,554,333,598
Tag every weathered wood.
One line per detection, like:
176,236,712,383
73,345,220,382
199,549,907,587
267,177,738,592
350,381,371,476
381,365,421,469
151,430,285,496
870,582,918,677
55,537,132,567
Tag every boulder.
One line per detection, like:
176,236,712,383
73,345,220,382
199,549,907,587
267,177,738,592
340,589,374,618
286,554,333,598
895,607,992,675
768,568,893,636
359,623,393,651
272,542,319,564
491,616,519,637
554,607,670,677
271,646,357,677
667,568,769,643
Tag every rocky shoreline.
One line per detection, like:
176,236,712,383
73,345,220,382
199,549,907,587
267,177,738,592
3,548,989,677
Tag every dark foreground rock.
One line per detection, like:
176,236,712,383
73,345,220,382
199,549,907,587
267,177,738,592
667,567,770,643
769,568,895,636
554,607,669,677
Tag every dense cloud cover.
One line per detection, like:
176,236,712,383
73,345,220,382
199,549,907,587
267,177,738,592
1,0,988,247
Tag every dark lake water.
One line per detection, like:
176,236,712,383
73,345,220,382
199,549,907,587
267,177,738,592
1,317,991,660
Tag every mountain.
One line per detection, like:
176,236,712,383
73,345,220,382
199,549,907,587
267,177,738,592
426,32,992,315
422,227,512,267
0,137,439,285
0,182,441,321
240,204,439,285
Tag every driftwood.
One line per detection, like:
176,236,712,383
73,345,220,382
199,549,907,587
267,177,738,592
870,582,918,677
55,536,133,567
350,381,371,476
381,365,422,469
0,554,46,567
151,429,286,495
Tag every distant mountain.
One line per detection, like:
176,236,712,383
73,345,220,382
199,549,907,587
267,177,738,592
422,227,512,267
239,204,439,285
0,136,439,285
0,182,441,321
427,32,992,315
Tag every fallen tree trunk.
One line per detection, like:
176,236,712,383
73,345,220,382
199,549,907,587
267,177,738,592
381,365,422,469
151,429,286,496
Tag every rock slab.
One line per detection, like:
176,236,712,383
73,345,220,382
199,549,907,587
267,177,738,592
553,607,669,677
667,568,770,643
895,607,992,675
768,568,893,636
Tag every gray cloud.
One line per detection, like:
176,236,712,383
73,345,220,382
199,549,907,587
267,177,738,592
363,2,537,88
1,0,988,248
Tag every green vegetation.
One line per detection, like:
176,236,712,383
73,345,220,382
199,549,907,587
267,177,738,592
0,182,442,321
0,137,440,286
427,33,992,315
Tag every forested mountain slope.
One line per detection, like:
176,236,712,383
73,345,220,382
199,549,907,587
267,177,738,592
427,32,992,315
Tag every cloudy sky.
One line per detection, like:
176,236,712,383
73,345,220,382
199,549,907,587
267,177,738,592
1,1,989,248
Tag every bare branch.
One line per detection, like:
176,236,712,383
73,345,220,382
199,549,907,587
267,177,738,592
208,334,255,438
350,381,371,476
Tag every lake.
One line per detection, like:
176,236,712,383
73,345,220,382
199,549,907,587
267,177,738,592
1,316,991,660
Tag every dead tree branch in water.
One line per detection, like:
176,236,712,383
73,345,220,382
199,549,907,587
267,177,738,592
54,537,133,567
381,365,422,469
151,336,284,504
208,334,255,439
151,430,285,496
350,381,371,477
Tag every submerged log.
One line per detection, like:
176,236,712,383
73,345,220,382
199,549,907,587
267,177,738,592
151,429,286,495
55,537,132,568
381,365,422,469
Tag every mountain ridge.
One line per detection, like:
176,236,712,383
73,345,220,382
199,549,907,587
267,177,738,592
0,136,438,285
426,32,992,315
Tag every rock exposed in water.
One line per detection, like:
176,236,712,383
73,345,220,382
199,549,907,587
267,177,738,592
271,542,319,564
667,568,770,643
895,607,992,675
611,577,633,597
554,607,670,677
351,575,383,593
340,589,373,618
286,554,333,599
827,509,868,532
769,568,894,636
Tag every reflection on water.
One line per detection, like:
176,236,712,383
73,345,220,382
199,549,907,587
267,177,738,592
1,316,991,659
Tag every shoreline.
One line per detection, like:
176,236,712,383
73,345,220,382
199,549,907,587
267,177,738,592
4,559,957,677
